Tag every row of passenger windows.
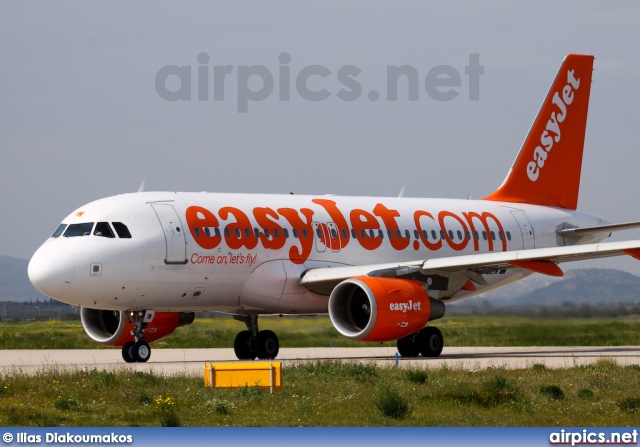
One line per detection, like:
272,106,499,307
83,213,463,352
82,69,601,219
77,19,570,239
51,222,132,239
194,226,512,242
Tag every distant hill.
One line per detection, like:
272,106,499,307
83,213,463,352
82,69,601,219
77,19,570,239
451,268,640,312
0,256,49,302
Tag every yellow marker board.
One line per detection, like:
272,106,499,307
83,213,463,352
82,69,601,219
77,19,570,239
204,362,282,393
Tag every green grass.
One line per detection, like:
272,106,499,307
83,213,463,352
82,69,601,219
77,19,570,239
1,359,639,426
2,315,640,349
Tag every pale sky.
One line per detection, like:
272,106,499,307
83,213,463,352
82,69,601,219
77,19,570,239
3,1,640,275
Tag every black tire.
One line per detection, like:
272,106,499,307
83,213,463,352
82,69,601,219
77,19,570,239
255,330,280,360
122,341,136,363
418,327,444,358
132,341,151,362
397,334,420,357
234,330,256,360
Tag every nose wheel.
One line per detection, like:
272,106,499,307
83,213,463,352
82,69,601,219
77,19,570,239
122,340,152,363
121,310,153,363
233,315,280,360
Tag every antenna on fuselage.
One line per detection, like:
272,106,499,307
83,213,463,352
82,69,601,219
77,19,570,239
137,180,145,193
398,186,405,198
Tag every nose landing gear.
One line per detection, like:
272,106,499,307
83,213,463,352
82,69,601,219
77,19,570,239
233,315,280,360
121,310,153,363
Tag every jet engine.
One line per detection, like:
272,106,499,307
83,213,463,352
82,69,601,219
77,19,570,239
328,277,445,342
80,308,195,346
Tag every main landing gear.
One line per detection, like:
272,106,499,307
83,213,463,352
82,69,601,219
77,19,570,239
396,326,444,358
233,315,280,360
122,310,152,363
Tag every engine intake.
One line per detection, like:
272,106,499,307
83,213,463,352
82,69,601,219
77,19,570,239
80,308,195,346
328,277,445,342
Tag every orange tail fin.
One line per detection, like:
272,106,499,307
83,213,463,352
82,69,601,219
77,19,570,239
484,54,594,210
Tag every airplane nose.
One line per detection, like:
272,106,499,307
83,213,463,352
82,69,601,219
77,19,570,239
28,244,74,299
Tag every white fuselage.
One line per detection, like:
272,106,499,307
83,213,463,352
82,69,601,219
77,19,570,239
28,191,610,313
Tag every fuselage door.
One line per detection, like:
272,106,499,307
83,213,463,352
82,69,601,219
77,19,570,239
511,211,535,249
312,222,328,252
326,222,341,252
151,204,188,265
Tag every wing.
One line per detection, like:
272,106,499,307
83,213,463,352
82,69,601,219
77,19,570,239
300,239,640,297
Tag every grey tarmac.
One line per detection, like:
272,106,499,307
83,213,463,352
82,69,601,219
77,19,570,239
1,346,639,376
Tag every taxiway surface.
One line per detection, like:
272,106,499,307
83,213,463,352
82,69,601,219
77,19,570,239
1,346,639,375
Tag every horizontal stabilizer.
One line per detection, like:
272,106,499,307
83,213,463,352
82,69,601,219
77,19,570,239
557,221,640,237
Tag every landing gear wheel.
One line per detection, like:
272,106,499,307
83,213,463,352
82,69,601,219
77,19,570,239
234,330,256,360
132,341,151,362
254,330,280,360
418,327,444,358
122,341,136,363
397,334,420,357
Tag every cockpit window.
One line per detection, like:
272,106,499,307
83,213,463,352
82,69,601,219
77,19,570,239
51,224,67,238
94,222,115,238
112,222,132,238
64,223,94,237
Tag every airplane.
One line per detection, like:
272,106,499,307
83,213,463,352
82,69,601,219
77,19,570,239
28,54,640,363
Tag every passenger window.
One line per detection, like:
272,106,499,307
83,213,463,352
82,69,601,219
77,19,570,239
302,228,308,238
292,229,299,238
316,228,322,238
274,228,280,238
224,228,231,238
388,230,393,239
448,230,454,240
474,231,479,240
440,230,445,240
414,230,419,240
404,230,410,239
254,228,260,238
214,228,221,238
112,222,132,239
342,229,348,238
499,231,504,241
431,230,437,240
264,228,271,238
457,230,462,240
283,228,290,239
235,228,241,238
51,224,67,238
491,231,496,240
422,230,428,240
244,228,251,238
396,230,402,239
368,229,375,238
332,229,338,238
465,231,471,240
360,229,366,238
94,222,115,238
64,223,94,237
204,227,211,237
351,229,357,239
506,231,512,241
378,229,384,239
482,231,487,240
194,227,201,237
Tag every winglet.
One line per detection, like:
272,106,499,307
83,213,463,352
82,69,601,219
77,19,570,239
484,54,594,210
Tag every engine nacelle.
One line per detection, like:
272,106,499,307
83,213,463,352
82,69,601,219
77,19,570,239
80,308,195,346
328,277,445,342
